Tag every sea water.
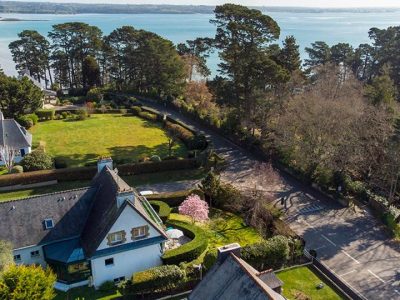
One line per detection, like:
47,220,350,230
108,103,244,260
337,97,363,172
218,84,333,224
1,11,400,76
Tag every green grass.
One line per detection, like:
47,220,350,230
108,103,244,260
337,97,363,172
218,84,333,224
170,208,263,251
277,266,343,300
55,286,121,300
0,168,206,202
29,114,186,167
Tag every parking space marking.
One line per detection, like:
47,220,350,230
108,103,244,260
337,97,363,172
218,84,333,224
341,250,360,264
368,269,385,283
338,269,357,277
314,245,326,251
321,234,337,246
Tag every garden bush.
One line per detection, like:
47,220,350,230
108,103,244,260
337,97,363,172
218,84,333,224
36,109,55,121
10,166,24,174
241,235,290,271
203,248,218,271
54,157,68,169
138,111,158,122
98,280,115,292
149,200,171,222
17,115,34,129
75,109,88,121
164,121,195,148
162,220,208,265
20,150,54,172
86,87,103,102
131,106,142,115
116,159,198,176
61,111,69,119
124,265,185,295
150,155,161,162
146,190,195,207
25,113,39,125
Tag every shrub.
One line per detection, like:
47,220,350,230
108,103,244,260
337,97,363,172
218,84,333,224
165,121,195,149
150,155,161,163
131,106,142,115
20,150,54,172
190,134,208,151
0,264,56,300
54,157,68,169
86,87,103,103
98,280,115,292
10,165,24,174
76,109,88,121
27,113,39,125
138,111,158,122
36,109,55,121
146,190,194,207
213,183,242,211
17,115,33,129
162,220,208,264
125,265,185,295
203,248,218,271
149,200,171,222
116,159,198,176
61,111,68,119
241,236,290,271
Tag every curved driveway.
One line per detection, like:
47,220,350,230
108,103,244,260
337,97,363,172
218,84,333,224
142,99,400,300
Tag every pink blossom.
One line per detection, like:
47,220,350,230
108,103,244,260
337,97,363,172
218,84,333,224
179,194,209,222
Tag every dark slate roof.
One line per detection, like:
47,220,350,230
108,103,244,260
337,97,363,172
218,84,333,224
43,238,85,263
0,119,32,149
0,188,96,249
189,253,284,300
258,270,283,290
80,166,167,257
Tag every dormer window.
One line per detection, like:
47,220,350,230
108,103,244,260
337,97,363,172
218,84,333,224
131,225,149,240
44,218,54,229
106,230,126,246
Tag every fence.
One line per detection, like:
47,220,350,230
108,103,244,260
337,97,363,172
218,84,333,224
304,250,367,300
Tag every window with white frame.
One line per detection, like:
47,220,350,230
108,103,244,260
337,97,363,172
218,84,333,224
131,225,149,240
106,230,126,246
44,218,54,229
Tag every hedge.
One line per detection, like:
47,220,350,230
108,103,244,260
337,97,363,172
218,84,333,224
124,265,185,295
0,159,198,188
162,220,208,265
36,109,55,121
149,200,171,222
146,189,204,207
138,111,158,122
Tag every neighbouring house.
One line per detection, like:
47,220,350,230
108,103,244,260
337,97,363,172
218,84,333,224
189,243,285,300
0,158,167,291
0,111,32,165
20,69,57,106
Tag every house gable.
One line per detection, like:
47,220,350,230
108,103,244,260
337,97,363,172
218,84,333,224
96,203,164,252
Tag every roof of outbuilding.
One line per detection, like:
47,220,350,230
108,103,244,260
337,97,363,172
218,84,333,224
258,270,283,290
0,119,32,149
189,253,285,300
0,188,96,249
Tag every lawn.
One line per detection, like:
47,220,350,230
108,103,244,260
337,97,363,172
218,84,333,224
29,114,187,167
277,266,343,300
55,286,121,300
0,168,206,202
170,209,263,250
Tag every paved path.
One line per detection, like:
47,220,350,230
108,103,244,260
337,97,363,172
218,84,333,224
142,100,400,300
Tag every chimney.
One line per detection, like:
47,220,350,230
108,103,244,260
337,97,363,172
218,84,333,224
97,157,113,173
116,190,135,208
217,243,241,263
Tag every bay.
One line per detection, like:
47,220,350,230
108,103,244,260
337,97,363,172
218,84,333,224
1,11,400,76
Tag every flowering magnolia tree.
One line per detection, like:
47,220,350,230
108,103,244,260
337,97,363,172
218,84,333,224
179,194,209,223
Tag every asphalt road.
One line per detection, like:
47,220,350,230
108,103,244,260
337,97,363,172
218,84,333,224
142,100,400,300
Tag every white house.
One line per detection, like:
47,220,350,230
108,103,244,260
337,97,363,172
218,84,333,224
0,158,168,291
0,112,32,165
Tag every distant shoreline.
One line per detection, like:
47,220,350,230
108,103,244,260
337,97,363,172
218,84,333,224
0,1,399,15
0,18,48,21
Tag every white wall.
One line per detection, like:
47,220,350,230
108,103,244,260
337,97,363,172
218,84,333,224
90,244,163,288
13,245,46,267
97,204,160,251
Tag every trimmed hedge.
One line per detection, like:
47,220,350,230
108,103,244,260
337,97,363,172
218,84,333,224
149,200,171,222
124,265,185,295
146,189,204,207
162,220,208,265
138,111,158,122
0,159,198,188
36,109,55,121
116,159,198,176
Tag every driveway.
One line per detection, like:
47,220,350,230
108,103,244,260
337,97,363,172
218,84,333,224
142,100,400,300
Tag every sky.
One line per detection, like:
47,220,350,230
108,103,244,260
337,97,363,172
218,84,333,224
9,0,400,7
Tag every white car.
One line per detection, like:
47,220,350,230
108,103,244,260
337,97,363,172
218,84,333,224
139,190,155,196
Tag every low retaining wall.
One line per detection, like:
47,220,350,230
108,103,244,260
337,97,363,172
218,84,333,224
304,250,366,300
